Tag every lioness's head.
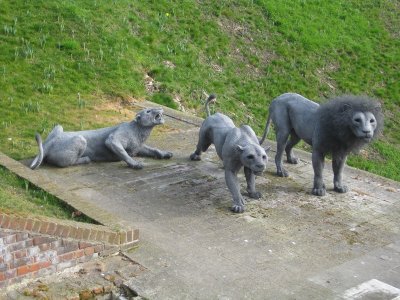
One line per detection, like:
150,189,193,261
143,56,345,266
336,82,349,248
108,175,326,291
136,108,165,127
237,143,268,175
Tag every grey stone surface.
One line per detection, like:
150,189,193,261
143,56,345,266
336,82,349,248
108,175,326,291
15,102,400,299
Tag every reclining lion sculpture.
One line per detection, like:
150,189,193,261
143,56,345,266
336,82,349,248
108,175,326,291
30,107,173,169
259,93,383,196
190,95,268,213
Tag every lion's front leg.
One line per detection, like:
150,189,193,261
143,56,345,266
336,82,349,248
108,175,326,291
225,169,245,213
244,167,261,199
105,138,143,169
138,144,173,159
332,151,348,193
312,150,326,196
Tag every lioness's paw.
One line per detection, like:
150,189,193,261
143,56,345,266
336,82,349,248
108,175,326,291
312,187,326,196
189,153,201,161
231,205,245,213
277,169,289,177
287,157,299,164
129,162,144,169
248,191,262,199
162,151,173,159
334,185,348,193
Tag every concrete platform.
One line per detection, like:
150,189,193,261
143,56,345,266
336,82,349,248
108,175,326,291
17,101,400,299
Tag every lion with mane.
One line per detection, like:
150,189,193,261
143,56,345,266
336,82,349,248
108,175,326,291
260,93,383,196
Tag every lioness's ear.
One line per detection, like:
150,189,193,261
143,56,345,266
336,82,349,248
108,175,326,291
136,113,141,121
236,145,244,152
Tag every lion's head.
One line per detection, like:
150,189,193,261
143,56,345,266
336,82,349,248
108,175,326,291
136,108,165,127
237,143,268,175
317,95,384,152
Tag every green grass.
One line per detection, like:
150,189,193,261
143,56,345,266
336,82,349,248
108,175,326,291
0,0,399,216
0,166,96,222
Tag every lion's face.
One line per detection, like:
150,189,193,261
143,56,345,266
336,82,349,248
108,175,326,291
238,144,268,175
136,108,165,127
350,111,378,142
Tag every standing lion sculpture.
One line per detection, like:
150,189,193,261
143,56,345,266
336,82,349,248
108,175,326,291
190,94,268,213
259,93,383,196
30,107,173,170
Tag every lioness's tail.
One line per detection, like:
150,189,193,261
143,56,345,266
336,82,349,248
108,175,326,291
259,113,272,145
205,94,217,117
30,133,44,170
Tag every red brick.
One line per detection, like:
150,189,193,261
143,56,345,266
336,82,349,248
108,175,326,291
82,228,91,240
61,226,71,238
58,252,74,262
13,249,27,259
74,249,84,259
54,224,64,236
0,214,4,225
16,217,27,231
46,222,57,235
89,229,98,241
17,263,40,276
38,261,51,269
79,241,94,249
25,219,34,231
68,227,78,239
0,272,5,281
32,220,42,232
5,269,16,279
39,222,49,234
1,215,11,228
84,247,94,256
33,236,50,246
119,231,127,244
15,232,28,242
9,216,19,229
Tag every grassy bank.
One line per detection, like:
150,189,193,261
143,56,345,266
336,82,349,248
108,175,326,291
0,0,399,188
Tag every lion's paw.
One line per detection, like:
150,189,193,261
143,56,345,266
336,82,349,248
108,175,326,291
190,153,201,161
248,191,262,199
231,205,245,213
312,187,326,196
287,157,299,164
334,185,348,193
277,169,289,177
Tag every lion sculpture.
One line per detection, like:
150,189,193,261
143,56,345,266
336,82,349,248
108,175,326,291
190,95,268,213
259,93,383,196
30,107,173,169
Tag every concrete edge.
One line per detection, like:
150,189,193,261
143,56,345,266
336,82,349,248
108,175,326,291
0,152,139,249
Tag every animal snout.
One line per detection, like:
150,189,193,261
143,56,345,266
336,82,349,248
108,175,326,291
256,164,265,170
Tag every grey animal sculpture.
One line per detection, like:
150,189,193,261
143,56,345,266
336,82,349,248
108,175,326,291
30,107,173,169
259,93,383,196
190,95,268,213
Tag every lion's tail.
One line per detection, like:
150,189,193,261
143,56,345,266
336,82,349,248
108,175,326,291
205,94,217,117
259,113,272,145
29,133,45,170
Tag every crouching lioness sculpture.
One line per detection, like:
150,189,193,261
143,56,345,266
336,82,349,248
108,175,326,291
30,107,173,169
259,93,383,196
190,95,268,213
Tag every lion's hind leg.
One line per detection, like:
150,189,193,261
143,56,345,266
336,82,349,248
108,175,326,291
190,130,211,161
275,130,290,177
46,135,90,167
285,132,300,164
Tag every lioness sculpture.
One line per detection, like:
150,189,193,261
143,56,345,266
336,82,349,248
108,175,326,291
190,95,268,213
259,93,383,196
30,107,173,169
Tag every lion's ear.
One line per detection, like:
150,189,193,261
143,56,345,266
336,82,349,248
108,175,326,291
340,103,352,113
236,145,244,152
135,113,141,121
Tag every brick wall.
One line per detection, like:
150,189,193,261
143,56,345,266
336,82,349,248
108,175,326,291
0,212,139,288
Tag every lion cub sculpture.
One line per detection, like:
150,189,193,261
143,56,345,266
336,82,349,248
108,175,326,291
190,95,268,213
30,107,173,170
259,93,383,196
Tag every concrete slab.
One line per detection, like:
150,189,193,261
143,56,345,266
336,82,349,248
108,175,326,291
16,102,400,299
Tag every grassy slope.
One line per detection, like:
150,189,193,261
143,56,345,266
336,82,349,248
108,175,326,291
0,0,399,208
